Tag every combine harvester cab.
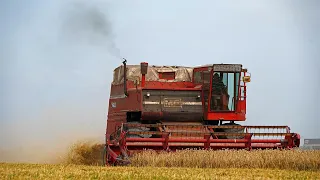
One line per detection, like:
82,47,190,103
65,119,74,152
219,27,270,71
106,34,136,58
104,60,300,165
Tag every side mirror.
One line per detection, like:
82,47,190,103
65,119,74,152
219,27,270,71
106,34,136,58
243,76,251,83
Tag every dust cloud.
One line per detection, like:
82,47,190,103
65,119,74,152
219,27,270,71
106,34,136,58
0,1,120,163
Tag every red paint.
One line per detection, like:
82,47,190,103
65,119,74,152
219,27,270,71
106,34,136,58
141,74,146,87
125,138,286,144
206,112,246,121
104,62,301,165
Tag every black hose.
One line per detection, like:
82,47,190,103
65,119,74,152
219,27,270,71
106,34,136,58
122,58,128,96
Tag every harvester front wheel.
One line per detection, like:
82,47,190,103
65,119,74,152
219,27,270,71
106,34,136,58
102,145,107,166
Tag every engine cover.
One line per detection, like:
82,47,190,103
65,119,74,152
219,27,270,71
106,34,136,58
141,90,202,122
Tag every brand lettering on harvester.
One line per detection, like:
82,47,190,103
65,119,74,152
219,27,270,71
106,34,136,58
163,98,182,108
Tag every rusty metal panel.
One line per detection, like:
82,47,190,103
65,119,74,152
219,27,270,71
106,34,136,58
142,90,202,114
112,63,244,85
142,90,161,112
112,65,193,85
161,90,202,113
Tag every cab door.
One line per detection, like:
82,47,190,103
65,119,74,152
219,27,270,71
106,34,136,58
202,71,211,120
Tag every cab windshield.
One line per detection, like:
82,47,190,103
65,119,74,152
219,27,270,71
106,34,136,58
210,72,240,111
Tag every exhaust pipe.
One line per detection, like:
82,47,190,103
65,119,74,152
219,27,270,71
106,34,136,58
140,62,148,88
122,58,128,96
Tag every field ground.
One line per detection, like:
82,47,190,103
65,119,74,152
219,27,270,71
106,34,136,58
1,163,320,180
2,144,320,179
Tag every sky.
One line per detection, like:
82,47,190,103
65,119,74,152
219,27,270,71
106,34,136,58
0,0,319,162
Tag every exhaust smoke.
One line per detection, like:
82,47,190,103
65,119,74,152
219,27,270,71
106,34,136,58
60,1,121,58
0,0,121,163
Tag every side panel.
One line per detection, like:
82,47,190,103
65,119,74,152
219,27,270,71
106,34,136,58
106,82,142,138
141,90,202,122
106,80,199,137
142,91,161,112
108,81,142,113
106,112,126,139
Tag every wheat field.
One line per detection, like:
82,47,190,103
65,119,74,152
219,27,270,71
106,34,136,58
1,142,320,179
1,163,320,180
130,149,320,171
62,141,320,171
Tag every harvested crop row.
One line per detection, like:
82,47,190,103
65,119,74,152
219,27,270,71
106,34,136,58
130,149,320,171
62,141,320,171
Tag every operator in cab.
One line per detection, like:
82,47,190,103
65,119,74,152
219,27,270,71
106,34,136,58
211,73,229,111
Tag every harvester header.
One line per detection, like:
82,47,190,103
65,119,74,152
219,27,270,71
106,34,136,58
104,61,300,165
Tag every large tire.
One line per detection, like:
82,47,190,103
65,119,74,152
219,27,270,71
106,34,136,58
102,145,108,166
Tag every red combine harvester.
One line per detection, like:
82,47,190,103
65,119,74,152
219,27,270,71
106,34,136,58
104,59,300,165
